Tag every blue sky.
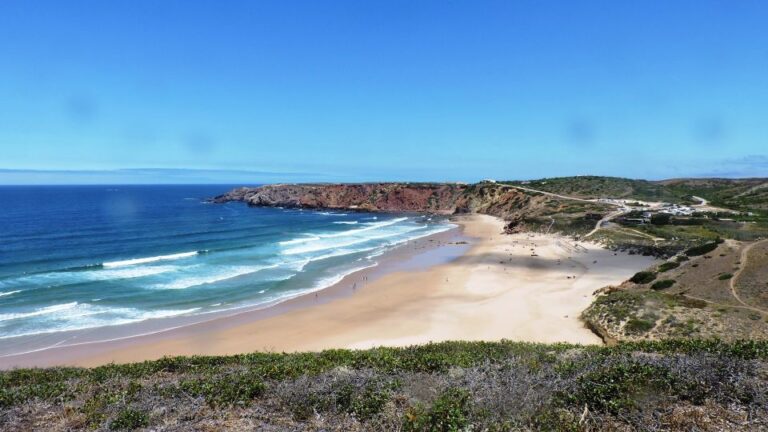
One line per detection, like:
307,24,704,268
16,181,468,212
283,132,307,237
1,1,767,184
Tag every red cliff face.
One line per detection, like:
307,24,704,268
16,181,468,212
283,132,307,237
213,183,468,213
212,182,557,232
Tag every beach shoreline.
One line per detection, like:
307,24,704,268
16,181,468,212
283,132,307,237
0,214,657,369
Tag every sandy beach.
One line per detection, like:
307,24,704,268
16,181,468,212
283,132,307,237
0,214,656,368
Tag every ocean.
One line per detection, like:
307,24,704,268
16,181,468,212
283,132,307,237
0,185,453,349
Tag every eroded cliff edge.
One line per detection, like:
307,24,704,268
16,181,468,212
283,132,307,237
212,182,589,233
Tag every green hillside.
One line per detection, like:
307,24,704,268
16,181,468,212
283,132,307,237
505,176,768,212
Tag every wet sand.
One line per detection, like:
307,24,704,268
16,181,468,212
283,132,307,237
0,214,657,369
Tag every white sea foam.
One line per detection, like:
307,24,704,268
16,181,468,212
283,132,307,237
0,302,79,322
310,246,378,262
316,217,408,239
282,224,420,255
0,303,201,340
278,235,320,246
103,251,199,268
255,262,379,309
0,265,178,290
333,221,358,225
0,290,21,298
85,266,177,281
152,264,280,290
312,263,378,291
279,218,410,250
365,249,387,259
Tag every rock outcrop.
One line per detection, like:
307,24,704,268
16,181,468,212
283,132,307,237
213,183,467,213
212,182,557,223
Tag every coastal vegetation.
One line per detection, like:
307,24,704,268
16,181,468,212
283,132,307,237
2,340,767,431
686,240,724,256
651,279,676,290
657,261,680,272
584,238,768,342
629,270,656,284
505,176,768,213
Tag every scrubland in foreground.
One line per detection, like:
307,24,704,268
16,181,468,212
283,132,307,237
2,340,767,431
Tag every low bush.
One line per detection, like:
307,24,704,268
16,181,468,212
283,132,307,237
651,213,672,225
657,261,680,272
651,279,676,290
685,241,720,257
629,271,656,284
403,388,472,431
565,362,672,413
179,371,265,406
109,408,148,430
3,340,768,431
718,273,734,280
625,317,656,334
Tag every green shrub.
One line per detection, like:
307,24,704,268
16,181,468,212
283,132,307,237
565,362,674,413
685,242,720,256
630,271,656,284
109,408,148,430
658,262,680,272
651,213,672,225
625,317,656,334
403,388,472,431
333,380,399,420
179,371,265,406
352,385,394,420
651,280,675,290
4,339,768,430
718,273,733,280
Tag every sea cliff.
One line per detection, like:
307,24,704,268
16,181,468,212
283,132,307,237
212,182,562,232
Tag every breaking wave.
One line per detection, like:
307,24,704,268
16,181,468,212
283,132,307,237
103,251,201,268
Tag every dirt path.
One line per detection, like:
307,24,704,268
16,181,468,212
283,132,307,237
730,239,768,315
683,293,768,316
733,182,768,199
504,184,629,239
583,209,628,239
691,196,708,206
621,228,665,243
504,184,598,204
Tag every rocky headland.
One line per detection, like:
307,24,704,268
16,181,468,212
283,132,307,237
212,182,601,234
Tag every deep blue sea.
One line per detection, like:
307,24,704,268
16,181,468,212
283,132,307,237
0,185,452,344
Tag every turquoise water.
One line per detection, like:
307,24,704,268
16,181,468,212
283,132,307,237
0,185,453,342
